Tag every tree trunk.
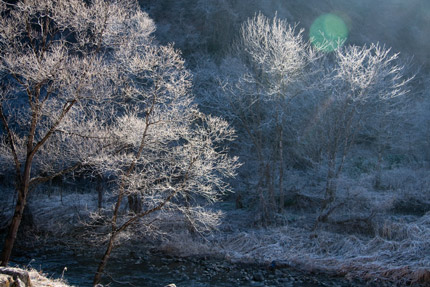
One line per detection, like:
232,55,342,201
97,176,103,211
263,163,275,225
278,127,284,212
128,194,142,214
314,152,337,229
184,192,197,235
0,185,27,266
324,152,337,208
93,233,116,286
374,149,383,189
1,151,34,266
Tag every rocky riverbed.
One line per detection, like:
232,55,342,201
3,193,429,286
9,242,388,287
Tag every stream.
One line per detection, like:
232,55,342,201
8,242,379,287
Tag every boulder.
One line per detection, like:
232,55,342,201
0,268,32,287
252,272,264,282
0,274,13,287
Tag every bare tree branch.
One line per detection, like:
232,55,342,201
0,104,21,178
29,162,81,187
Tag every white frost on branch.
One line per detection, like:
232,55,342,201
0,1,239,269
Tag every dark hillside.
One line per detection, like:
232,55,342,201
139,0,430,68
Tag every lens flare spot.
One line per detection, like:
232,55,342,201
309,14,349,52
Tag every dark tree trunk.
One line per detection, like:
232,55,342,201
0,185,27,266
374,149,383,189
278,127,284,212
1,152,33,266
93,233,116,286
97,176,103,210
127,194,142,214
323,152,337,209
314,152,337,230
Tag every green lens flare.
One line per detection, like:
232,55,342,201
309,14,348,52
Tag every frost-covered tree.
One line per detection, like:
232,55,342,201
228,13,312,219
0,0,137,265
309,44,411,223
90,41,239,285
225,13,411,225
0,1,238,277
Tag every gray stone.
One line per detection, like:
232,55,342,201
252,272,264,282
250,281,265,286
0,274,13,287
0,268,31,287
181,274,189,281
14,278,25,287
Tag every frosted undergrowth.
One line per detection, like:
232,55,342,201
29,193,99,236
28,269,74,287
212,212,430,284
219,219,430,265
159,189,430,285
10,180,430,285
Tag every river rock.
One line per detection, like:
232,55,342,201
249,281,265,286
252,272,264,282
0,274,13,287
0,268,32,287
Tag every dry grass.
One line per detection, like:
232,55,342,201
2,268,74,287
157,206,430,286
12,167,430,286
211,212,430,285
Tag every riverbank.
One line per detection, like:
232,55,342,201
8,244,372,287
3,191,430,286
158,210,430,286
